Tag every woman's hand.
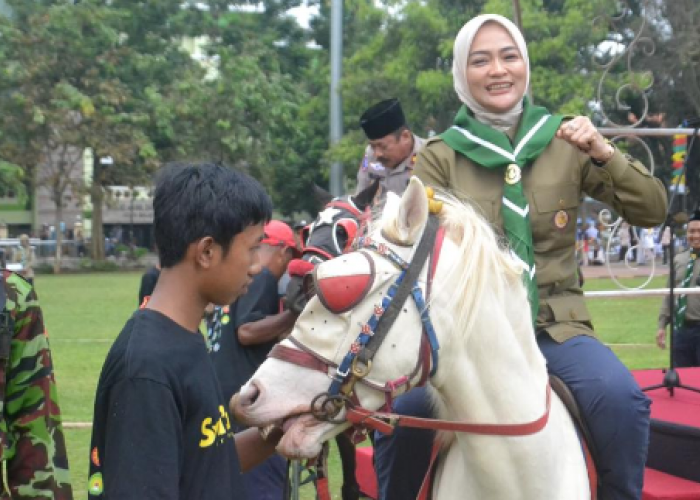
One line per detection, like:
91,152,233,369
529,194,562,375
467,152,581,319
556,116,614,164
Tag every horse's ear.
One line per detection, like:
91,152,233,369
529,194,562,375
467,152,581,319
351,180,380,211
395,177,428,244
313,184,334,209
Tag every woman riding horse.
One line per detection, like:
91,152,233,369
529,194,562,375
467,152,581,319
373,14,667,500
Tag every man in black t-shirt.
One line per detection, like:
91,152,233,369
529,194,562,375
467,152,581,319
88,163,281,500
208,220,299,500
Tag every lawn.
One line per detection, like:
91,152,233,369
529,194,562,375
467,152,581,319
37,272,670,499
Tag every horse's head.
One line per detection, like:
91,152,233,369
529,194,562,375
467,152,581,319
233,177,530,459
285,181,379,314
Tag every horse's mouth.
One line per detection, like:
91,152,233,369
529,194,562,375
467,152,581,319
258,412,337,459
258,412,312,440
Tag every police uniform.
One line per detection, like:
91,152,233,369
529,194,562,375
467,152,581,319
356,98,425,200
355,135,425,197
373,129,667,500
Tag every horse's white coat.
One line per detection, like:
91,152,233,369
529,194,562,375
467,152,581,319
233,178,589,499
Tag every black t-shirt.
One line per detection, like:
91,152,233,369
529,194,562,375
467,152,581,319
208,268,279,409
88,309,246,500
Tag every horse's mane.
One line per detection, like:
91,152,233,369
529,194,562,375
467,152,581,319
373,189,529,349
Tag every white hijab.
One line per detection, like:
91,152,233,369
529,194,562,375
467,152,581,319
452,14,530,132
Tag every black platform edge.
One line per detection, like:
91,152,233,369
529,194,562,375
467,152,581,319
647,418,700,483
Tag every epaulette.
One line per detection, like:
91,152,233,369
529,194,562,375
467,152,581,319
425,135,444,146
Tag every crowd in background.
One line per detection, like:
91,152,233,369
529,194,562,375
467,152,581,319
577,217,677,267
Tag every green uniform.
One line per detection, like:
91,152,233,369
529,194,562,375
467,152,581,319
415,134,667,342
0,270,72,499
658,249,700,329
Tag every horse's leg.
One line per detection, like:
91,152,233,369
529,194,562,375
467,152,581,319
335,433,360,500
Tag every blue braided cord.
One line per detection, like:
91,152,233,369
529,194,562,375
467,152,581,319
328,271,403,396
411,287,440,376
327,236,442,395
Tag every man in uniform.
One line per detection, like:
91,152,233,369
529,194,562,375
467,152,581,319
657,211,700,367
0,269,73,498
356,98,424,203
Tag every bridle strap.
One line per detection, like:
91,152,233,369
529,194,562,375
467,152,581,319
358,215,440,364
271,336,429,398
346,383,552,436
268,344,329,375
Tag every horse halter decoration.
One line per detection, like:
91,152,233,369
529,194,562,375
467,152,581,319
270,188,446,425
286,184,379,315
301,199,368,263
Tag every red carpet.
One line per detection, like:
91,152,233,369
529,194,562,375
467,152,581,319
633,368,700,428
634,368,700,498
643,469,700,500
356,446,377,499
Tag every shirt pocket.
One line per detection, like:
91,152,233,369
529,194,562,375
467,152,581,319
531,183,580,242
543,294,591,323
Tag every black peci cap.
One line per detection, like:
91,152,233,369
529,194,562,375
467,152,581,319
691,210,700,223
360,98,407,140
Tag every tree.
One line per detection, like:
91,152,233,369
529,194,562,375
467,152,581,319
0,1,163,262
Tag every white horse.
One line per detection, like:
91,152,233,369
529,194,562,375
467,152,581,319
232,177,590,499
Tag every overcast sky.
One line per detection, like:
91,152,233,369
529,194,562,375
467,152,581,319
288,2,318,29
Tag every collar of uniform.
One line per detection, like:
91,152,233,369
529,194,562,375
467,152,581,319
391,134,424,174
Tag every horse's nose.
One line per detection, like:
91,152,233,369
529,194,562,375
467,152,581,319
231,379,263,416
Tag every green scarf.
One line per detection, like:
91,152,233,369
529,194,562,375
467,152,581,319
440,97,564,325
674,251,697,332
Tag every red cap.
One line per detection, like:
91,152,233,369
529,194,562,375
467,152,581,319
262,220,301,257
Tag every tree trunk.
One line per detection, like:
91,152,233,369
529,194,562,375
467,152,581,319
90,155,105,260
53,199,63,274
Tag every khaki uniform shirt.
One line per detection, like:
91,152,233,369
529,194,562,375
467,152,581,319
415,134,667,343
658,249,700,329
356,134,425,199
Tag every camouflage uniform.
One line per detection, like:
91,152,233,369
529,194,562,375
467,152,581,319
0,270,72,499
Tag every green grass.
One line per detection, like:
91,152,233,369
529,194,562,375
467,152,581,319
37,272,671,499
583,276,669,370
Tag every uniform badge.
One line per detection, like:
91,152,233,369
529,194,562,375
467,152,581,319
369,162,385,173
88,473,104,495
91,447,101,467
505,163,521,185
222,315,230,325
553,210,569,230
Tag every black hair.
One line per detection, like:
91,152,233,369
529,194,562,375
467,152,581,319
153,162,272,268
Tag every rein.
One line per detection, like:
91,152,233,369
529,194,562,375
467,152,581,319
345,383,553,436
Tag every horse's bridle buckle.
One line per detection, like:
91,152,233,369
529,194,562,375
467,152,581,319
310,392,352,424
351,357,372,378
